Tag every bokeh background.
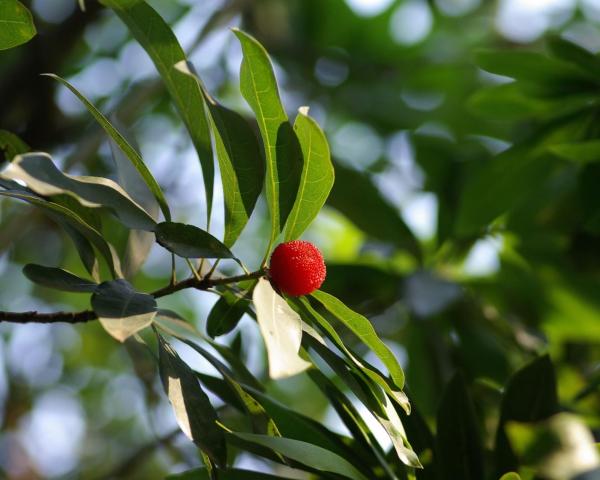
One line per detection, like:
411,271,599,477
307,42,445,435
1,0,599,478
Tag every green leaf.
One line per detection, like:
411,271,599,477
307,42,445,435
233,29,303,247
167,468,296,480
499,474,521,480
311,290,405,390
550,141,600,165
207,291,250,338
180,340,280,437
23,264,97,293
60,222,100,282
0,129,29,162
154,309,263,392
227,432,369,480
253,278,312,379
304,337,420,468
157,335,227,467
547,36,600,79
175,61,264,247
247,387,360,463
0,189,122,278
297,297,409,412
2,152,156,231
475,49,593,84
43,74,171,222
155,221,236,259
99,0,213,222
436,373,485,480
495,355,559,476
327,162,421,258
91,279,157,341
0,0,36,50
284,107,334,241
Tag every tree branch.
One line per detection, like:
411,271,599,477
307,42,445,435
0,269,266,325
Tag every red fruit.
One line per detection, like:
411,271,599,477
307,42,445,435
269,240,326,296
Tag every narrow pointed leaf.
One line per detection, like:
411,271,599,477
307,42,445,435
154,309,263,392
0,189,122,278
91,279,157,341
99,0,213,221
228,432,369,480
0,0,36,50
305,336,419,468
175,61,264,247
253,278,311,379
207,291,250,338
311,290,405,389
2,153,156,230
547,36,600,78
155,221,235,259
23,264,97,293
43,73,171,221
60,222,100,281
297,297,409,412
157,335,227,466
284,107,334,241
167,468,295,480
233,29,302,246
181,340,280,437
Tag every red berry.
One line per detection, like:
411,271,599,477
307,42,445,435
269,241,326,296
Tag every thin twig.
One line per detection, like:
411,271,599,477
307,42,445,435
0,269,266,325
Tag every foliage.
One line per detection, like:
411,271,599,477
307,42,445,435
0,1,599,479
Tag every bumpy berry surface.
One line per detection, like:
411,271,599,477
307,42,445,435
269,241,326,296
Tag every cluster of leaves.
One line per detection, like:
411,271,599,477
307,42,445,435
0,1,424,478
1,1,600,479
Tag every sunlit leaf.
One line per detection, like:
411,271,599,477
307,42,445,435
175,61,264,247
1,153,156,230
91,279,157,341
43,73,171,222
0,189,122,278
297,297,409,412
0,0,36,50
157,335,227,467
99,0,213,222
252,278,311,379
233,29,303,248
23,264,97,293
155,309,263,392
311,290,405,390
283,107,334,241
